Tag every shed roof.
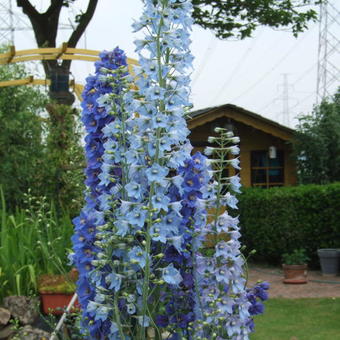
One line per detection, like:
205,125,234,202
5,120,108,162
188,103,295,141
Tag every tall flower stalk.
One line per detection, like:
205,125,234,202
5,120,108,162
191,127,251,339
71,48,130,339
72,1,268,339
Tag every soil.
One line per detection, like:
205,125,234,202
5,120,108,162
38,269,78,294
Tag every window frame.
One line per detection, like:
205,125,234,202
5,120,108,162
251,150,284,188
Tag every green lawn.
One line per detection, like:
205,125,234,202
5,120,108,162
251,298,340,340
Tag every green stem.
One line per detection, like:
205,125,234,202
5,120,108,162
192,253,205,337
212,140,226,232
114,294,125,339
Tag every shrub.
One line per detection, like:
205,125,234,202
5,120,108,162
238,182,340,267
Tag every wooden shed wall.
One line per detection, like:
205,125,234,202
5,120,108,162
188,117,297,187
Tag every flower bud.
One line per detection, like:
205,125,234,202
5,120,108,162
214,127,225,133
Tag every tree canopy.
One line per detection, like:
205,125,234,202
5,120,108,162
294,87,340,185
0,60,47,207
192,0,323,39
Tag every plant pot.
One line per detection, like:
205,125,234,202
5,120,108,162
317,248,340,276
282,264,308,284
40,292,80,315
38,270,79,315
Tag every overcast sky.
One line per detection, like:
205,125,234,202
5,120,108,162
10,0,340,128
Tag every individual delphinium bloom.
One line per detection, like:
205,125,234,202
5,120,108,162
70,47,130,339
191,127,257,340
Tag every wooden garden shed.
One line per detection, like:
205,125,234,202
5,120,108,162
188,104,297,188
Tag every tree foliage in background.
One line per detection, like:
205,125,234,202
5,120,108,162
0,61,47,207
192,0,323,39
0,58,84,213
294,87,340,184
44,104,84,214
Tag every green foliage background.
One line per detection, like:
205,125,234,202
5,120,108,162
238,183,340,267
294,87,340,185
0,58,84,214
0,61,47,208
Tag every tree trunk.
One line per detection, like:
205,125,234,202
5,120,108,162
16,0,98,105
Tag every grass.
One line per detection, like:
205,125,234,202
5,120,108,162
251,298,340,340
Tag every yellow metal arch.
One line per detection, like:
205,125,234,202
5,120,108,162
0,43,138,100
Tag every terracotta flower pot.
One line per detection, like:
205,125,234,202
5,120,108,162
40,292,80,315
282,264,308,284
38,270,79,315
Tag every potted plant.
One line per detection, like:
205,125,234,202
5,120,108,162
38,269,79,315
282,248,309,284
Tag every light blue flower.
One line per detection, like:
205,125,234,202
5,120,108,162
161,263,182,286
216,212,239,233
145,163,169,184
169,236,184,253
229,175,242,193
215,241,232,258
221,192,239,209
162,211,181,232
215,266,231,284
168,202,183,216
125,182,143,200
152,193,170,212
168,148,191,168
127,294,136,303
150,113,170,129
125,150,140,164
114,219,129,236
150,223,167,243
216,298,234,314
145,85,166,101
105,272,122,292
98,193,112,211
102,121,122,136
94,305,110,321
126,208,147,228
128,246,147,268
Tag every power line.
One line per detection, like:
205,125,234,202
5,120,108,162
210,31,262,105
191,36,217,87
230,23,318,103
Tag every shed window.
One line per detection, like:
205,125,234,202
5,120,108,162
251,150,284,188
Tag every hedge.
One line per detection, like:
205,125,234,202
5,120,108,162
237,182,340,267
